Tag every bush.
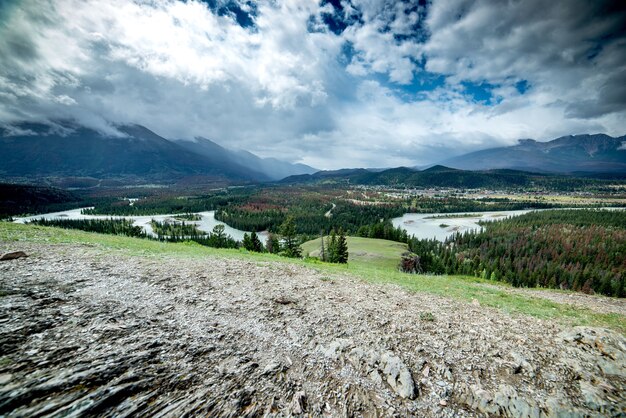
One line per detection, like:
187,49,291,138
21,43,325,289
399,252,422,274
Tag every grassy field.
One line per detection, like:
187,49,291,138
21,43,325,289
468,193,626,205
1,221,624,334
302,236,407,270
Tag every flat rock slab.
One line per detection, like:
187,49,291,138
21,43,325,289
0,242,624,417
0,251,28,261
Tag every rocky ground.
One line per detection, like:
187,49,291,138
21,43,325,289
0,242,625,417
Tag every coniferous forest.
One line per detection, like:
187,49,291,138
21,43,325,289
404,210,625,296
30,218,146,238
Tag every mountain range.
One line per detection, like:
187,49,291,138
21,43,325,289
1,124,624,189
281,165,551,189
438,134,626,173
0,122,316,185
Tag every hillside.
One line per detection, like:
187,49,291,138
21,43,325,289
0,223,625,416
0,183,81,217
176,137,316,181
302,236,407,270
440,134,626,173
0,123,315,185
282,165,563,189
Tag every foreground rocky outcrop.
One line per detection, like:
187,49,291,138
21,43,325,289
0,242,624,417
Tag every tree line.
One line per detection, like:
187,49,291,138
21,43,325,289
29,218,146,238
402,210,625,297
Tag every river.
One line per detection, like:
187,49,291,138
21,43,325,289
17,207,618,243
14,209,269,243
391,210,534,241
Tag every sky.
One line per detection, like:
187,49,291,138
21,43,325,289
0,0,625,169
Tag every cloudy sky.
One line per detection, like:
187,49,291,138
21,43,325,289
1,0,625,169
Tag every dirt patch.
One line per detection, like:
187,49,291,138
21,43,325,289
0,242,624,417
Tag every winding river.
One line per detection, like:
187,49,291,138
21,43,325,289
18,207,619,243
14,209,269,243
391,210,534,241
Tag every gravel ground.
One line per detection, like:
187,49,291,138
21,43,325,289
0,242,625,417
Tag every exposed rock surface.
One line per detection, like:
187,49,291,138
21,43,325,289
0,251,27,261
0,242,625,417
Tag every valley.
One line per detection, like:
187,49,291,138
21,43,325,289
1,141,625,416
2,2,626,416
1,123,626,417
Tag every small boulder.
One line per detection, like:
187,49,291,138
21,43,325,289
380,352,416,399
0,251,28,261
290,391,306,415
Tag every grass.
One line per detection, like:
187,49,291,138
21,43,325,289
2,222,624,334
477,194,626,205
302,236,407,270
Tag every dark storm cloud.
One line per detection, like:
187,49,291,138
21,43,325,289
566,69,626,119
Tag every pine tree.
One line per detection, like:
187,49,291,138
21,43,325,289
336,228,349,264
279,216,301,258
211,224,227,248
265,233,279,254
242,233,253,251
320,231,327,262
250,231,263,252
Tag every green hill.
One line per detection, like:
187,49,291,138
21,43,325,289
281,165,600,190
302,236,408,270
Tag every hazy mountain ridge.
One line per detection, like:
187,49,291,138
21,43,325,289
0,122,316,184
439,134,626,173
175,137,316,181
281,165,553,189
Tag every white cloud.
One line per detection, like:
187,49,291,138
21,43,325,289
341,0,424,84
0,0,624,170
423,0,626,117
55,95,76,105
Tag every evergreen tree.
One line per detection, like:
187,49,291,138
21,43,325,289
250,231,263,252
336,228,349,264
279,216,301,258
211,224,227,248
265,233,280,254
320,231,327,261
328,229,338,263
242,233,253,251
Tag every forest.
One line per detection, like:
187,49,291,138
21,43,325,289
0,183,81,218
403,210,625,297
29,182,622,243
213,186,561,236
80,189,253,216
29,218,146,238
150,219,205,241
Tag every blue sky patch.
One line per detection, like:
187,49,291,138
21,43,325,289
515,80,529,95
196,0,257,28
462,81,500,104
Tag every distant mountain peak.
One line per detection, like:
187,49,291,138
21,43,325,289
439,133,626,174
422,165,459,173
175,136,317,181
0,121,316,185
